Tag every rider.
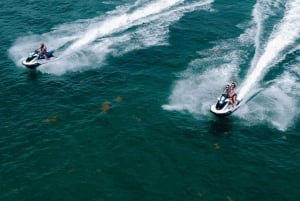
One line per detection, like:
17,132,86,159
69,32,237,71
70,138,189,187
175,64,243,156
229,82,237,107
222,84,231,98
38,43,48,59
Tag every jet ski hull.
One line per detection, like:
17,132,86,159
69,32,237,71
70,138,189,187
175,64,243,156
22,60,41,69
210,95,241,117
210,102,240,116
22,50,54,69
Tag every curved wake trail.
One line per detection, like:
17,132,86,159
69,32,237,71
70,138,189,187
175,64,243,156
9,0,214,75
234,0,300,130
238,0,300,100
163,0,300,130
63,0,184,55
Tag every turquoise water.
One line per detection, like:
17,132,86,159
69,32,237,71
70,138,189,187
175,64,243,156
1,0,300,200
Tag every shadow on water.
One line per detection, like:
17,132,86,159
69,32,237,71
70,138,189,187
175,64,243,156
208,117,233,136
22,69,41,81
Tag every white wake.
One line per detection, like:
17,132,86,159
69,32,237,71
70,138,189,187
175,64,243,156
9,0,214,75
163,0,300,130
238,0,300,100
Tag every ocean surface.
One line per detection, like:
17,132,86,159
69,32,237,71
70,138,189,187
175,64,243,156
1,0,300,200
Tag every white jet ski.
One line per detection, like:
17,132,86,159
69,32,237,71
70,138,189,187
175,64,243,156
22,50,55,69
210,93,241,116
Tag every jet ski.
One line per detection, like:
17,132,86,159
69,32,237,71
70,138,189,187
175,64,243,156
210,92,241,116
22,50,55,69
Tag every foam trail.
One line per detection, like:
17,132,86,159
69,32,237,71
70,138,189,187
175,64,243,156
9,0,214,75
163,42,243,115
238,0,300,100
237,59,300,131
250,0,283,66
63,0,184,55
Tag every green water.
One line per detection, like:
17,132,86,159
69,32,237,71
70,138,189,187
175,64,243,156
1,0,300,200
